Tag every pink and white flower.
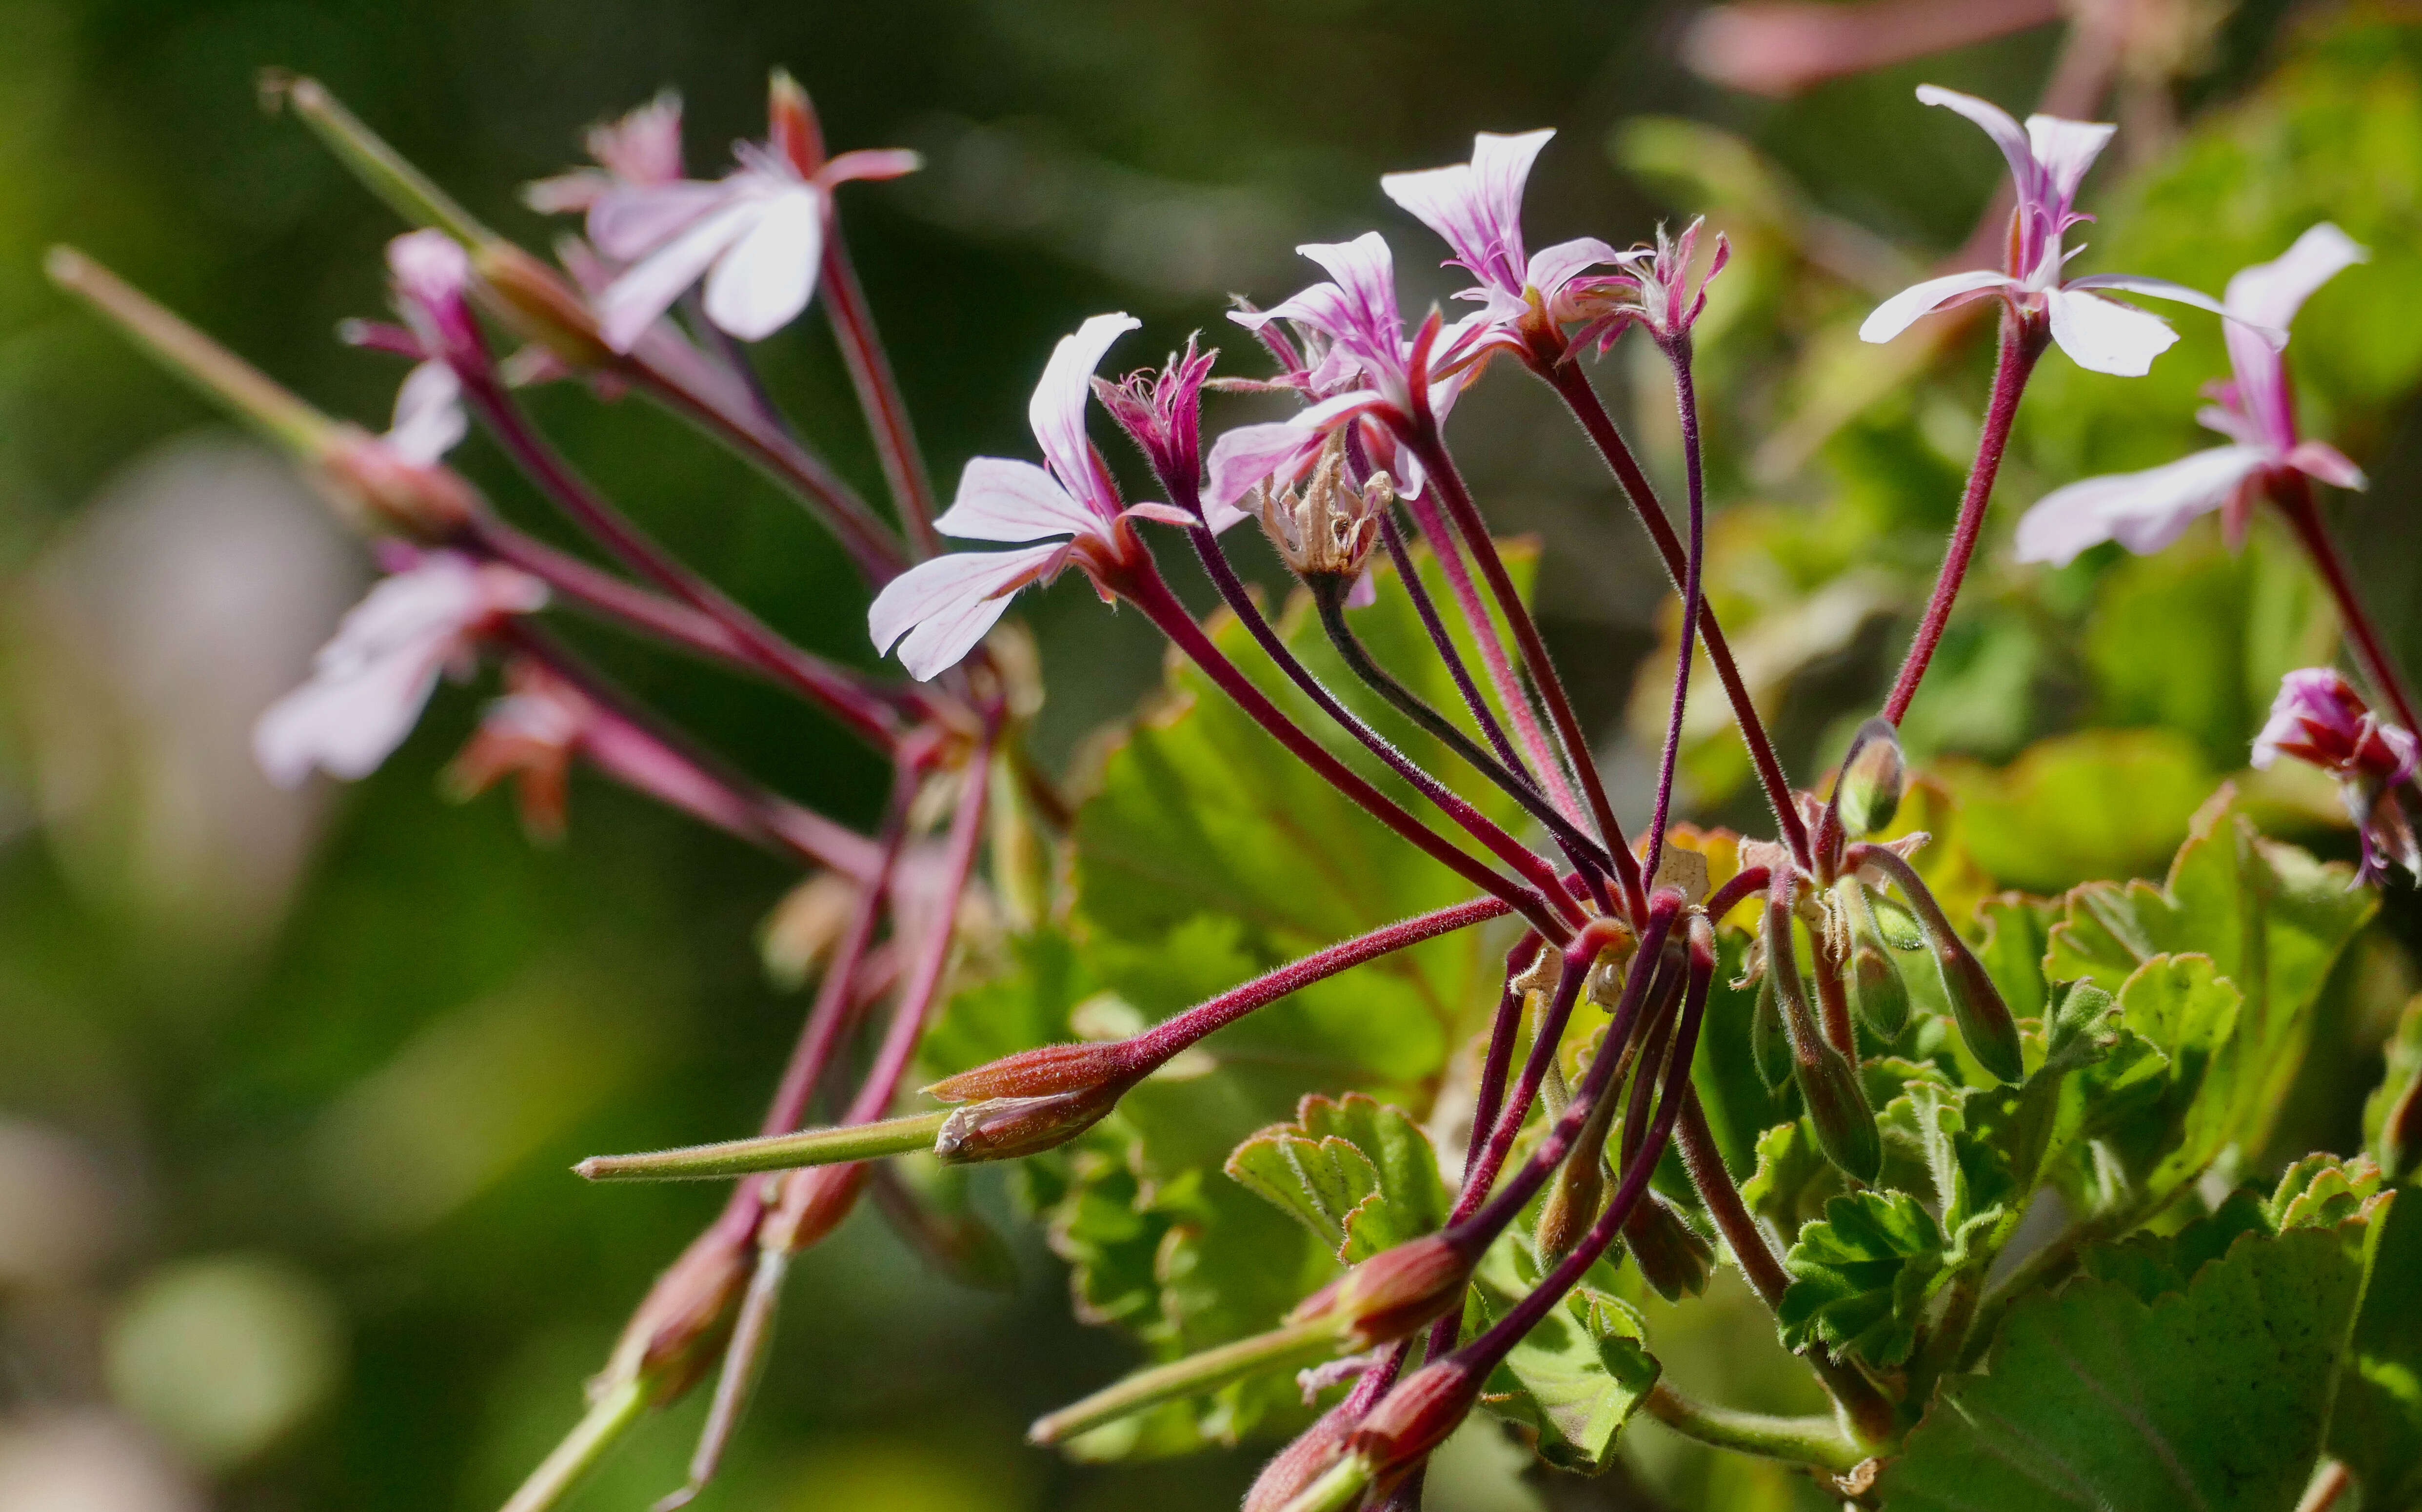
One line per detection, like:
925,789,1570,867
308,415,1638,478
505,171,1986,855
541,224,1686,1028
869,314,1197,681
1566,216,1730,351
587,140,919,352
523,92,688,216
254,550,547,786
2252,667,2420,884
1859,85,2266,377
2013,224,2367,565
376,231,481,464
1378,130,1625,327
1209,234,1492,513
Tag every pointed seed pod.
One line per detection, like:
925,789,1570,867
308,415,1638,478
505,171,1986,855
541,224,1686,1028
1797,1041,1884,1182
1349,1357,1485,1495
1833,717,1906,838
1622,1192,1714,1301
1288,1233,1475,1348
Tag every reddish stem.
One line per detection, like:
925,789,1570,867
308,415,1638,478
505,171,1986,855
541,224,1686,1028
1117,556,1571,943
1882,307,2047,725
2275,475,2421,735
1408,428,1645,922
1645,337,1708,884
821,230,944,558
1539,356,1810,867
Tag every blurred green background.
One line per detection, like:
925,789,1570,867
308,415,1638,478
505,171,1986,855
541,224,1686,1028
4,0,2421,1509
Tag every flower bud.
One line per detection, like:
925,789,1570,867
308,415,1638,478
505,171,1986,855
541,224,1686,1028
1796,1040,1883,1183
1833,718,1906,838
1349,1357,1484,1493
932,1081,1130,1164
1838,882,1911,1041
1622,1192,1714,1301
1749,968,1793,1094
598,1222,752,1401
923,1039,1138,1103
1244,1403,1357,1512
1534,1148,1607,1267
1936,937,2025,1085
471,240,614,369
1290,1233,1475,1348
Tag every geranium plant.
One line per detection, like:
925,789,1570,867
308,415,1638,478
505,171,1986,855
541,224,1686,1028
45,40,2422,1512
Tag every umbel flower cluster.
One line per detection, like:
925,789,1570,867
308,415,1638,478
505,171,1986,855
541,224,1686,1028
47,66,2419,1512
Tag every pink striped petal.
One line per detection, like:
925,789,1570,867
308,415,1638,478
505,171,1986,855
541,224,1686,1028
867,543,1072,680
2287,440,2366,491
1028,314,1138,504
1206,420,1320,509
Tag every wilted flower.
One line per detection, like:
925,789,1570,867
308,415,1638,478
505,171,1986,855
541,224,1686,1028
584,124,918,351
254,550,547,787
1378,128,1623,327
2015,224,2368,565
1567,216,1729,352
2253,668,2420,884
1093,334,1225,520
869,314,1200,681
1251,431,1390,598
1860,86,2261,376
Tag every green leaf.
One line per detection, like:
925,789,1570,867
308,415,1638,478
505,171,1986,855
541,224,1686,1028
1224,1093,1451,1262
1468,1235,1661,1473
1976,892,2060,1025
1884,1209,2393,1512
1777,1190,1945,1368
2332,1190,2422,1509
1741,1117,1838,1248
1936,730,2218,895
2364,993,2422,1178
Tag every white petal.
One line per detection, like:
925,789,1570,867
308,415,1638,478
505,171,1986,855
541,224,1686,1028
933,456,1096,542
2225,222,2367,330
866,543,1071,678
594,198,763,352
1027,313,1139,501
1916,85,2034,194
2022,114,2116,204
1526,236,1624,300
385,360,465,465
1380,162,1492,273
2045,287,2179,376
1205,420,1318,509
2066,273,2259,333
702,187,824,341
587,180,731,261
2011,445,2267,566
1858,270,2013,344
253,643,449,786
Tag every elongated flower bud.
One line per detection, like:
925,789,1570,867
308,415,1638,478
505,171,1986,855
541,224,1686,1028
600,1222,753,1401
1350,1357,1484,1494
923,1039,1138,1103
1622,1192,1714,1301
1289,1233,1475,1348
1832,717,1906,838
1245,1402,1358,1512
1853,844,2023,1084
1535,1143,1608,1267
1797,1042,1883,1182
473,241,613,369
933,1081,1130,1164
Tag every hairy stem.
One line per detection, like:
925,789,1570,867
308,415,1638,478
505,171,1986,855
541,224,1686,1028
1118,556,1570,942
1378,512,1534,786
2276,475,2422,735
1183,530,1587,925
1645,337,1709,884
1540,355,1810,865
1408,428,1643,920
1641,1383,1866,1474
821,230,944,557
1883,307,2047,725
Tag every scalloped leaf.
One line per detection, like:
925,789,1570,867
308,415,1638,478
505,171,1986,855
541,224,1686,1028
1883,1206,2392,1512
1225,1092,1451,1262
1777,1190,1945,1367
1468,1234,1661,1473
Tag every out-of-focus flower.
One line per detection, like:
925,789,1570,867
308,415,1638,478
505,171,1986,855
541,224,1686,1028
869,314,1197,680
254,550,546,787
2252,668,2419,884
444,661,592,841
1859,86,2261,376
586,137,919,351
1378,129,1624,327
523,91,687,215
2015,224,2368,564
1684,0,2061,97
1210,234,1492,509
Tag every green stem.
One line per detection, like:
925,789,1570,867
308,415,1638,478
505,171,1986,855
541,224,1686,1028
1641,1381,1866,1473
575,1110,948,1181
496,1375,650,1512
1028,1317,1346,1445
1279,1455,1374,1512
273,75,494,246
